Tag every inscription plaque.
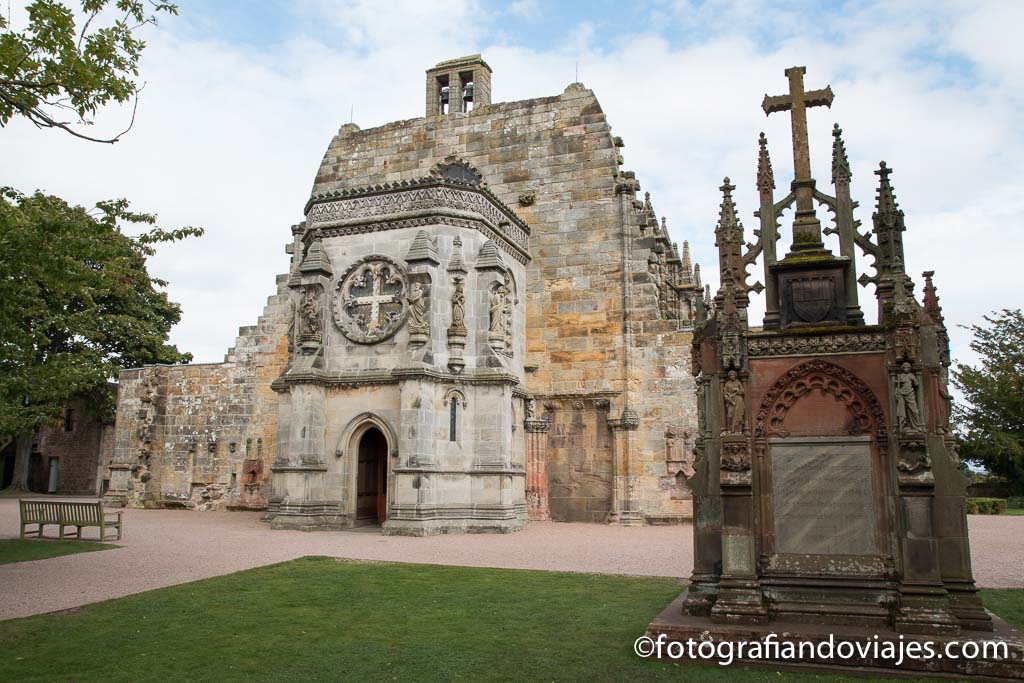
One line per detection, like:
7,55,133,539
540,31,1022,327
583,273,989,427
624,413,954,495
771,437,877,555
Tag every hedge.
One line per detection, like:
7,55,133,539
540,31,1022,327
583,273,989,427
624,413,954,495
966,498,1007,515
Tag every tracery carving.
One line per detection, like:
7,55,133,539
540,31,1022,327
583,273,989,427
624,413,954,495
333,255,408,344
754,359,886,441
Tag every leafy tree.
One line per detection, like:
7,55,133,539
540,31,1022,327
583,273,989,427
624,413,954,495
0,0,177,142
953,309,1024,495
0,188,201,490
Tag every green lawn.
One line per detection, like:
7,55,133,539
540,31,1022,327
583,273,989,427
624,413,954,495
0,558,1018,683
1004,507,1024,516
0,539,117,565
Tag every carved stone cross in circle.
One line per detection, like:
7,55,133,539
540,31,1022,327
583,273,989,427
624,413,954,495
346,264,402,333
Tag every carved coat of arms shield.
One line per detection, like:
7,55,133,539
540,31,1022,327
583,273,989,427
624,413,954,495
791,277,834,323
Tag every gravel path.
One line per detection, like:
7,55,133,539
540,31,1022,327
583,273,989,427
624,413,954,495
0,498,1019,621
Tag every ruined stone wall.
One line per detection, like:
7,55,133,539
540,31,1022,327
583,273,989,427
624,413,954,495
310,83,698,521
109,276,292,509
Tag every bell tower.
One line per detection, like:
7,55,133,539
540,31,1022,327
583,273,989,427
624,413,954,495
426,55,492,117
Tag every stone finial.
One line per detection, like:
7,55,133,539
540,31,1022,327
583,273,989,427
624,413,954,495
715,178,743,244
922,270,945,326
680,241,694,285
693,263,702,288
405,230,441,266
475,239,506,272
447,235,467,272
757,132,775,195
831,123,852,185
298,235,332,277
872,161,907,274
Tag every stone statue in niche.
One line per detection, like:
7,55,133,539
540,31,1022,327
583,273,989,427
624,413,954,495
895,361,923,433
696,380,707,435
722,370,746,434
525,397,536,420
450,276,466,330
299,287,321,341
937,365,953,434
489,285,508,335
407,282,428,333
242,459,263,495
680,428,696,477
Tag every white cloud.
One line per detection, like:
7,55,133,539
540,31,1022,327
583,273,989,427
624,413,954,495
0,1,1020,377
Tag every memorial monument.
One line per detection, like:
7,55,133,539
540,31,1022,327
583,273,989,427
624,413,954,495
647,66,1024,678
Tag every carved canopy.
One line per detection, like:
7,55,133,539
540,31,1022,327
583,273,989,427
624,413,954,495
754,359,886,441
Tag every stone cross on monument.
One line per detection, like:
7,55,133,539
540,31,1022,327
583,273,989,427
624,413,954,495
762,66,834,253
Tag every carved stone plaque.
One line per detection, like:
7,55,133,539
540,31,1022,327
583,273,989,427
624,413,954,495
333,255,408,344
770,437,877,555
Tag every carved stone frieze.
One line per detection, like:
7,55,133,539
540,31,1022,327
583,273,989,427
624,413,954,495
306,181,529,253
747,330,886,357
720,439,751,472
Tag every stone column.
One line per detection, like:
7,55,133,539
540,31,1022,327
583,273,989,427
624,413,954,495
524,415,551,521
608,408,642,526
682,375,722,615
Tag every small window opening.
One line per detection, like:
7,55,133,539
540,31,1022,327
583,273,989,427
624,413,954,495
64,409,74,432
449,397,458,441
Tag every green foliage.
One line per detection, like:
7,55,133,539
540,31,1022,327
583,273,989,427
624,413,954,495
0,538,115,564
965,498,1007,515
1008,496,1024,510
0,187,200,439
953,309,1024,495
0,1,177,142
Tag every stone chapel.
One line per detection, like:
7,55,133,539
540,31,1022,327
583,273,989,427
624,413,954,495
105,55,704,535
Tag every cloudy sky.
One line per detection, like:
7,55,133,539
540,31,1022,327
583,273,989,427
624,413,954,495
2,0,1022,372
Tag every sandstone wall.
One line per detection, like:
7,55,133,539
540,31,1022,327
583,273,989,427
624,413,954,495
109,276,292,509
310,83,698,521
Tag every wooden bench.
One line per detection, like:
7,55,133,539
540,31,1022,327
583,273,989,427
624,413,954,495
19,499,123,542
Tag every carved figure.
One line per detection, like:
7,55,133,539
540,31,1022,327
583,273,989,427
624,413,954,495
723,370,746,434
299,288,321,338
451,276,466,328
407,282,428,330
489,285,507,335
895,361,923,433
937,365,953,433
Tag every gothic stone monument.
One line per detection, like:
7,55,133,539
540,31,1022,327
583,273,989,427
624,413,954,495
105,55,706,533
647,67,1024,679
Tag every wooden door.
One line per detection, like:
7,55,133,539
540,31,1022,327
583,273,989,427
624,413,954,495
355,428,387,524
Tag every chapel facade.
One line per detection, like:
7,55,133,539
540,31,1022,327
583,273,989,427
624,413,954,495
105,55,704,535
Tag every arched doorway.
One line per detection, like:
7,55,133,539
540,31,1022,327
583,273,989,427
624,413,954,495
356,427,388,525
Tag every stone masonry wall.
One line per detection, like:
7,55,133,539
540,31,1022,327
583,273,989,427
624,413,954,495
109,276,292,509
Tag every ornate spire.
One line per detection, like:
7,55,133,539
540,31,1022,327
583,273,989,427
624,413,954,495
693,263,702,288
921,270,945,327
872,161,907,276
757,132,775,195
680,240,693,285
714,177,748,308
831,123,851,185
